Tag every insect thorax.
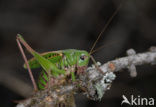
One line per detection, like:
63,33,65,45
60,49,90,70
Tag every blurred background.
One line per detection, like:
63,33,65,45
0,0,156,107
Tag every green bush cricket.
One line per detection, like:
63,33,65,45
16,35,92,91
16,34,104,91
16,5,120,92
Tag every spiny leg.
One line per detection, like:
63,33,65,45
17,34,65,76
16,35,38,91
90,55,105,75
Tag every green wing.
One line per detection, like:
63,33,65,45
24,51,63,69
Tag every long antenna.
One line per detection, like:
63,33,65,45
89,4,122,54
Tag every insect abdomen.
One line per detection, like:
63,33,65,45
38,70,49,89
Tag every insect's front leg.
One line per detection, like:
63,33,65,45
90,55,104,75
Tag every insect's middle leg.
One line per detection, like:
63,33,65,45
47,70,52,89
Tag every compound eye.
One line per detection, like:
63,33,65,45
80,55,85,60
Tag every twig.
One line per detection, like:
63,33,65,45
16,47,156,107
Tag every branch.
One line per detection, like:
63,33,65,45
16,47,156,107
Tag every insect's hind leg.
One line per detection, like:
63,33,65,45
16,34,38,91
17,34,65,76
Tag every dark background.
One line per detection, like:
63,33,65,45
0,0,156,107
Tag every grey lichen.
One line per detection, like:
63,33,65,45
94,72,116,100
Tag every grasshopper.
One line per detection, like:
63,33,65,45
16,5,120,92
